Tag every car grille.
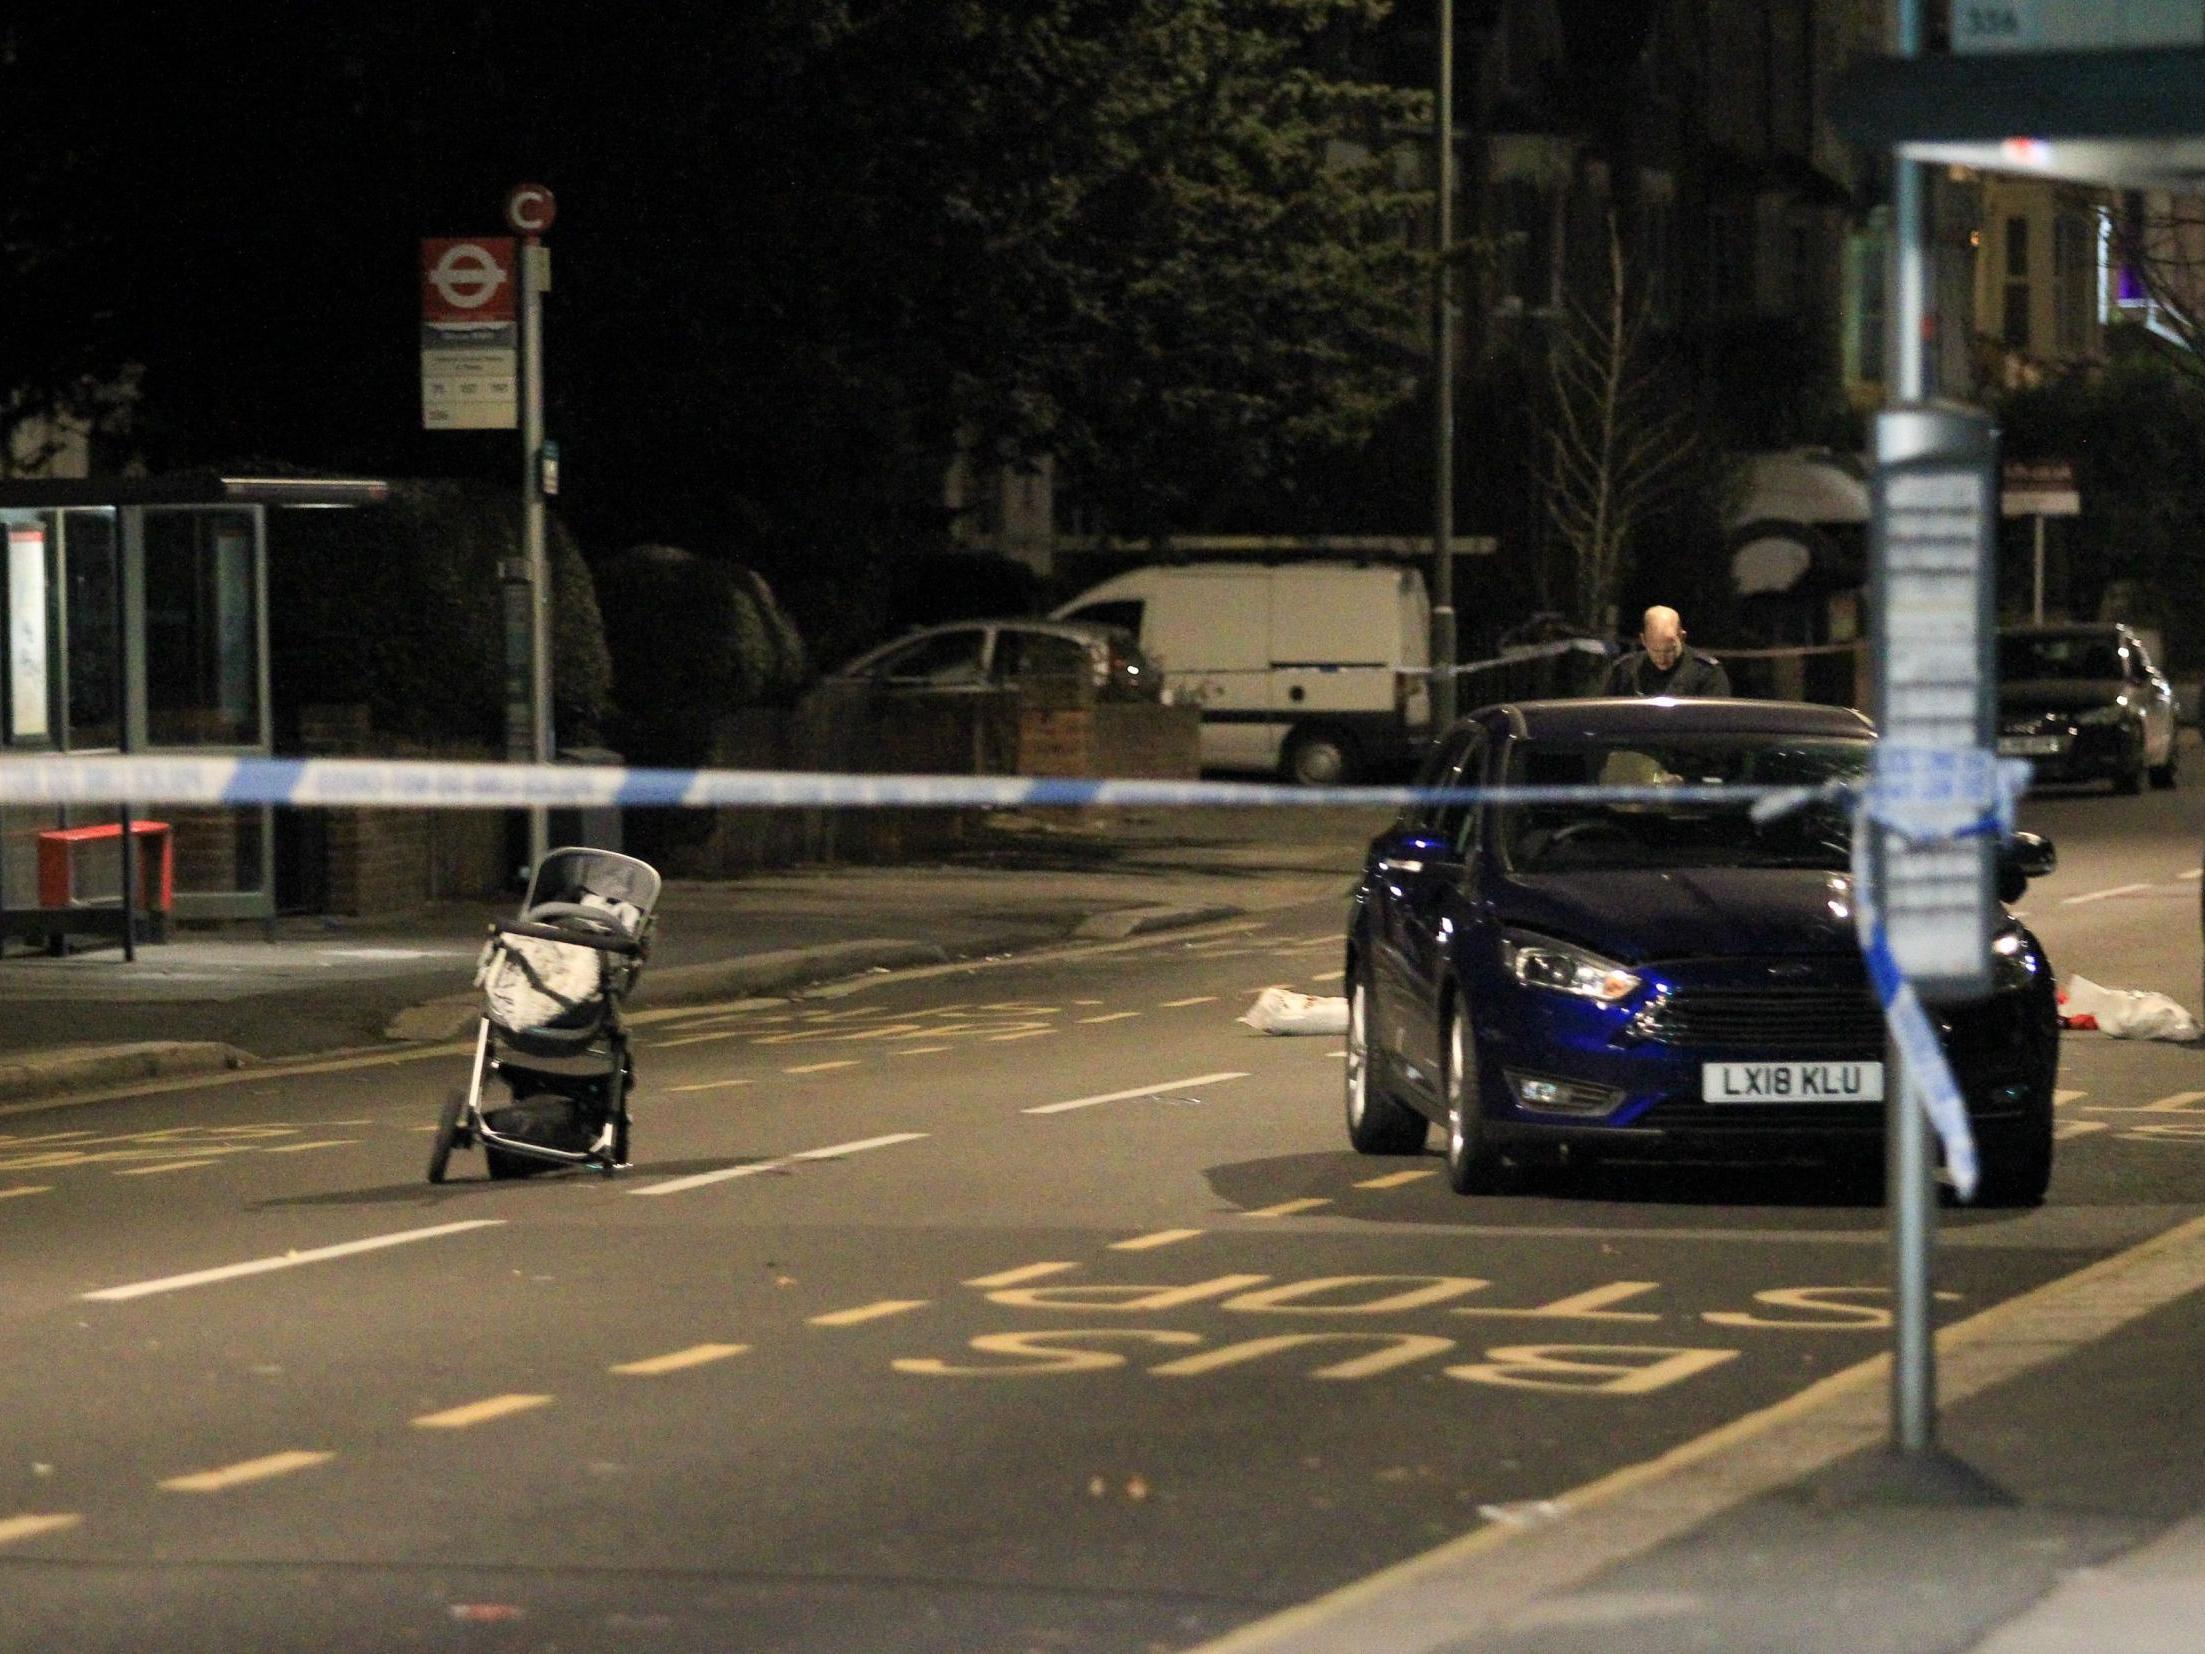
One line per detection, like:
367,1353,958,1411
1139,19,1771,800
1631,986,1884,1052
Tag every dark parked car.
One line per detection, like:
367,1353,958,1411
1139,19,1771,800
829,619,1163,702
1345,698,2061,1205
1998,622,2177,793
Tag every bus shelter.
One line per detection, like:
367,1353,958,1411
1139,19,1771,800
0,472,387,950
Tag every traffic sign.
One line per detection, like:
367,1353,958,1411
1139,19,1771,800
421,237,518,430
504,184,556,236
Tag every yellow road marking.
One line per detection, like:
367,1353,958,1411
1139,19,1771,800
1245,1198,1332,1218
784,1060,861,1075
160,1451,332,1493
114,1160,218,1176
1160,996,1218,1008
611,1343,749,1376
667,1079,755,1094
654,1029,754,1048
261,1140,356,1154
2054,1120,2111,1140
0,1186,51,1201
1110,1228,1204,1252
1356,1169,1438,1190
963,1262,1078,1289
2078,1090,2205,1113
809,1300,930,1327
0,1513,78,1545
894,1046,951,1056
987,1029,1055,1043
412,1394,553,1430
1310,968,1346,982
2054,1089,2087,1106
1077,1012,1142,1025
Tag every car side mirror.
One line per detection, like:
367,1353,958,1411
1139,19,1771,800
1999,831,2056,903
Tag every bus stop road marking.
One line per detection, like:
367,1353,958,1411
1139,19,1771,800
611,1344,749,1376
159,1452,333,1493
413,1395,553,1430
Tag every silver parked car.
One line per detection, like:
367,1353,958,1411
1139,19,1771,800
830,619,1164,703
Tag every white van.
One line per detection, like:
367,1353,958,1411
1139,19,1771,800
1052,561,1431,783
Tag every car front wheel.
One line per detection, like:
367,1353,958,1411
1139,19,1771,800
1442,1007,1504,1194
1345,971,1428,1155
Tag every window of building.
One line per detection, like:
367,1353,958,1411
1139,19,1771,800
2053,213,2091,354
2002,215,2032,350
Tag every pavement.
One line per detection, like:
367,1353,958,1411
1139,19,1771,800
11,797,2205,1652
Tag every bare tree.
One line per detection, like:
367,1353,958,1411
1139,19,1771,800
2109,196,2205,374
1540,215,1696,633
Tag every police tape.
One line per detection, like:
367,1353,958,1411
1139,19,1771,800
0,753,1811,813
1396,637,1611,677
1850,748,2032,1205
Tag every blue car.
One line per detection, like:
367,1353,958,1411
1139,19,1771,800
1345,698,2061,1205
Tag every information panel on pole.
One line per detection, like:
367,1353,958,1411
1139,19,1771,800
1871,406,1999,1002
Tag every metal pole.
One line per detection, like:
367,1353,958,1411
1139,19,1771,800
2032,514,2046,622
1431,0,1457,733
1884,0,1934,1459
520,234,551,875
115,510,136,964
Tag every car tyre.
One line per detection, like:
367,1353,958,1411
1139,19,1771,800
2115,747,2145,795
1285,726,1360,788
2151,741,2179,790
1345,971,1428,1155
1442,1006,1506,1195
1973,1117,2053,1208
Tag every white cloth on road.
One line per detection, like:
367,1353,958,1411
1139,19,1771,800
1240,987,1349,1036
2062,973,2201,1042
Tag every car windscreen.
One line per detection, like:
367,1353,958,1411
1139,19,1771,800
1498,735,1869,874
1998,633,2124,681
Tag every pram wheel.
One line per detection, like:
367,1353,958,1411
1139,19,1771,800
426,1087,466,1184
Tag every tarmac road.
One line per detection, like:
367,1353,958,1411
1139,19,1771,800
0,784,2202,1651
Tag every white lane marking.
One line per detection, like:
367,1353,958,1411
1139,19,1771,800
114,1160,218,1177
1110,1228,1205,1251
2061,882,2153,905
160,1451,332,1492
632,1133,927,1197
1245,1198,1332,1219
1160,996,1218,1008
0,1512,80,1547
0,1186,52,1200
1077,1012,1142,1025
1311,968,1346,982
784,1059,861,1074
2054,1120,2111,1141
809,1300,929,1327
1024,1072,1249,1116
83,1220,505,1302
964,1262,1077,1289
413,1394,552,1430
260,1140,357,1154
612,1343,749,1376
667,1079,755,1094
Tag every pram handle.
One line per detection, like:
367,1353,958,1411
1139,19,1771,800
491,916,643,956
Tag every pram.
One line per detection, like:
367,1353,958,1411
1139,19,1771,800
427,847,661,1182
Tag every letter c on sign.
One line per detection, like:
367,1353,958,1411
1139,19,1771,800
504,184,557,236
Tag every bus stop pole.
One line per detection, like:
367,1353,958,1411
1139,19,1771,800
1884,0,1934,1458
521,236,550,877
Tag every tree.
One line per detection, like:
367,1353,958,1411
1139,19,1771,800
1539,217,1696,632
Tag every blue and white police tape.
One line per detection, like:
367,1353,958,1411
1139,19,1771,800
1759,745,2032,1206
1,753,1808,814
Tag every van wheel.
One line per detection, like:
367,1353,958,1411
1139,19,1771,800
1284,726,1359,787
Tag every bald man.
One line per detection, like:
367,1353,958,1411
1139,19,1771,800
1602,606,1731,697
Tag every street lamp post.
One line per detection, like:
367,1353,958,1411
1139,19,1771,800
1432,0,1458,733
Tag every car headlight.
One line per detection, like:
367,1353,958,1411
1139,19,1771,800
1500,933,1641,1002
1991,928,2040,991
2076,703,2128,726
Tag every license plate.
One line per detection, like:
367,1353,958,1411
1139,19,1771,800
1702,1061,1884,1102
1998,734,2064,756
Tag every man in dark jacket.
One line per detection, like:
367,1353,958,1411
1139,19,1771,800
1602,605,1731,697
